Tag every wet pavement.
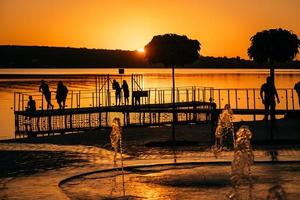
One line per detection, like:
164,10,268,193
61,163,300,200
0,143,300,199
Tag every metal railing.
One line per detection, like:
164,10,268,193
14,87,300,112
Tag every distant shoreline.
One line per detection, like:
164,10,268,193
1,45,300,69
1,68,300,78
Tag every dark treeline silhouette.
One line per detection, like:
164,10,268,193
188,55,300,69
0,45,147,68
0,45,300,68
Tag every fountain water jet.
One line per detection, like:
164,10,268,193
212,104,234,157
227,125,254,200
110,117,125,198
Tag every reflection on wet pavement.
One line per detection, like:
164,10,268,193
0,143,117,178
61,163,300,200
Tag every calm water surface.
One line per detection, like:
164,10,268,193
0,68,299,140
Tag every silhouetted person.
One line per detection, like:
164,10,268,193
56,81,68,109
294,81,300,105
26,96,36,112
39,80,54,110
260,77,280,121
112,80,121,106
122,80,129,105
25,96,36,134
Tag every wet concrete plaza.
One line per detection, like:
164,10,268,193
60,162,300,200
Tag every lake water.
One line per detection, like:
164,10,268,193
1,68,300,140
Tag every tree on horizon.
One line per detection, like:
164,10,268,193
144,34,200,141
248,28,300,140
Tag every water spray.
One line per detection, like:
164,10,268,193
212,104,234,157
227,125,254,199
110,117,125,198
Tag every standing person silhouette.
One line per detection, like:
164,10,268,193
112,80,121,106
39,80,54,110
26,96,36,112
294,81,300,106
260,76,280,121
122,80,129,105
25,96,36,134
56,81,68,109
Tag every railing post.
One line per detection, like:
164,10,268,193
14,92,16,112
171,88,173,104
70,114,73,130
92,92,94,107
285,89,288,110
22,94,24,111
71,91,73,109
253,89,256,121
246,89,249,110
41,93,44,111
155,88,157,104
148,89,150,104
191,87,194,102
76,93,79,108
235,89,238,109
79,91,81,108
291,89,295,110
158,90,160,104
18,93,20,111
218,89,221,109
193,87,196,103
98,77,101,107
95,77,98,107
227,89,230,105
107,74,110,106
186,89,188,102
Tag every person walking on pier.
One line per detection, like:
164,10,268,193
122,80,129,105
39,80,54,110
112,80,121,106
56,81,68,109
260,76,280,121
294,81,300,105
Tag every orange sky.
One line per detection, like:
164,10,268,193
0,0,300,59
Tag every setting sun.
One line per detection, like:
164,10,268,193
137,48,144,53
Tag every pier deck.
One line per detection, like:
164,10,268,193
14,101,216,138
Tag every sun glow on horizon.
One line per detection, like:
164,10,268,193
137,48,144,53
0,0,300,59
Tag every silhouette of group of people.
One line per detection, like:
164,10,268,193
27,80,68,111
26,77,300,116
112,79,129,106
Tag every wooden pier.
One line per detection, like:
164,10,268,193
13,74,300,138
14,101,216,138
